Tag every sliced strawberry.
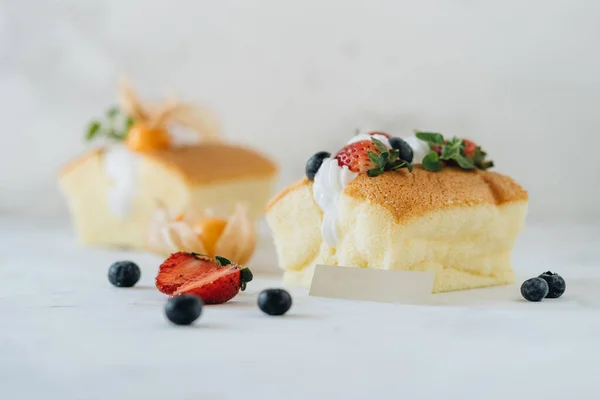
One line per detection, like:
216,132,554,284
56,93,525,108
334,140,382,173
172,264,253,304
155,252,218,295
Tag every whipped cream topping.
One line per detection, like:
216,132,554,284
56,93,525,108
347,133,391,147
103,145,141,218
311,133,428,248
312,158,358,247
402,135,430,164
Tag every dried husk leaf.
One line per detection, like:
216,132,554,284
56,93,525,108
214,204,257,265
146,202,207,257
117,77,222,144
118,77,149,122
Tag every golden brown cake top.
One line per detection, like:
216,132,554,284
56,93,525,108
266,166,527,221
60,143,277,184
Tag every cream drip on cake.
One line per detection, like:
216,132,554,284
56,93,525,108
312,158,357,247
402,135,430,164
312,133,423,247
103,145,141,218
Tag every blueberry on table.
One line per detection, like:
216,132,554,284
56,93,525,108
305,151,331,180
108,261,141,287
165,295,203,326
538,271,566,298
388,137,414,163
520,277,549,302
258,288,292,316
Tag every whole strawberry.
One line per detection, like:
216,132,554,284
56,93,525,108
335,137,412,176
335,139,381,173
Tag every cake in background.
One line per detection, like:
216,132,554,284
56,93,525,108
59,79,277,250
266,130,528,293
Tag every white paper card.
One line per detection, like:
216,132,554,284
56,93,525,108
309,264,436,304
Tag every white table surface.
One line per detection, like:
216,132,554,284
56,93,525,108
1,217,600,400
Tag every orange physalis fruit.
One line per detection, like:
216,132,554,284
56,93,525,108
126,122,171,152
147,203,256,265
195,217,228,256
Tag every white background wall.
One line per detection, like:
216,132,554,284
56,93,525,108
1,0,599,223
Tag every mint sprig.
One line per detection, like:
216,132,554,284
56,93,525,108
422,152,443,172
415,130,493,172
85,106,133,143
366,138,413,177
415,131,444,145
473,147,494,169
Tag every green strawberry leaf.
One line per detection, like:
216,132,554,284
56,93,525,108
371,137,388,154
422,151,443,172
215,256,232,266
415,131,444,145
367,151,381,168
379,151,389,167
240,268,253,291
388,149,399,164
367,167,384,177
364,138,414,177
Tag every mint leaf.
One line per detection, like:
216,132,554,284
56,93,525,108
422,151,443,172
125,116,134,131
106,106,120,118
415,131,444,145
107,129,126,141
481,160,494,169
86,121,101,141
441,144,460,160
371,137,388,154
473,146,494,170
455,154,475,169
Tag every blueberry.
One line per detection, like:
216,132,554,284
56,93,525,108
258,288,292,316
538,271,566,298
520,277,549,302
108,261,141,287
165,295,203,325
305,151,331,180
388,137,414,163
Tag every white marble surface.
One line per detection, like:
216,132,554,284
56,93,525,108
2,0,600,222
1,217,600,399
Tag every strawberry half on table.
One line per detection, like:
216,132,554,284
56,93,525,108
155,252,253,304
